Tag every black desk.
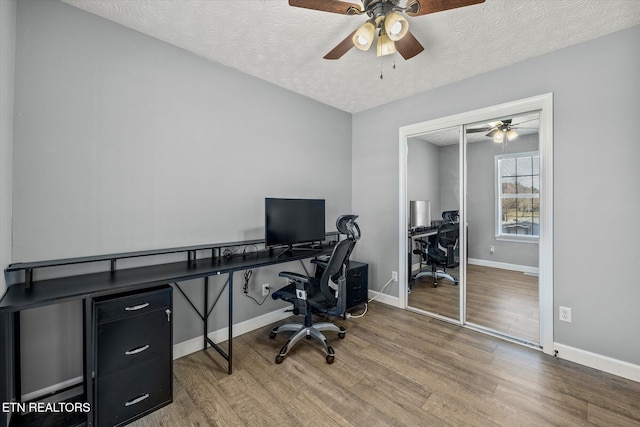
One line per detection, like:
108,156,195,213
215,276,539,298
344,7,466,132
0,241,334,427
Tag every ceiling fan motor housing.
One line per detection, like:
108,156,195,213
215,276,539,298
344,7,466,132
363,0,401,19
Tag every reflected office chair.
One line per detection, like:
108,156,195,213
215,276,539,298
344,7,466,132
413,211,459,287
269,215,360,364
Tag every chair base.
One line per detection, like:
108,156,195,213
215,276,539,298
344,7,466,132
269,321,345,364
414,270,458,287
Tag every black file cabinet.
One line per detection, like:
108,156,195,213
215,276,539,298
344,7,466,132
346,261,368,310
94,285,173,426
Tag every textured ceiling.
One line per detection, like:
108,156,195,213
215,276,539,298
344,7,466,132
60,0,640,113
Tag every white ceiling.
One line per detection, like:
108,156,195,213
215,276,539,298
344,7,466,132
60,0,640,113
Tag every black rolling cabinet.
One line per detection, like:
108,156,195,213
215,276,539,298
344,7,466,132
93,285,173,427
346,261,368,311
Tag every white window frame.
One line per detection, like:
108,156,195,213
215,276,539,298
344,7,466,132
495,151,540,242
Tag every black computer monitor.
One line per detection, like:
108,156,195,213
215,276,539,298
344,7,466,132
265,198,325,250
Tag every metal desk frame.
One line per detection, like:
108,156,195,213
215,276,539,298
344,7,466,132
0,236,336,427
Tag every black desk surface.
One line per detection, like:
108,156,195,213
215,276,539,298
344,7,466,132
0,245,333,312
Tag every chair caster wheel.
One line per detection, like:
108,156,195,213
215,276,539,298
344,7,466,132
269,331,276,339
338,332,345,339
275,355,284,364
325,354,334,364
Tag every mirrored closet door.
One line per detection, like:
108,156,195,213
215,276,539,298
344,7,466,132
401,95,553,351
464,113,540,345
407,127,461,322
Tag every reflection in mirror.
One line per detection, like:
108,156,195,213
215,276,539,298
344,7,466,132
465,113,540,344
407,127,460,321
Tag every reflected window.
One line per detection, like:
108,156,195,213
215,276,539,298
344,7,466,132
495,151,540,239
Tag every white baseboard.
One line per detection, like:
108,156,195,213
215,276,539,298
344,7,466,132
468,258,539,275
173,307,293,360
367,289,400,308
554,343,640,383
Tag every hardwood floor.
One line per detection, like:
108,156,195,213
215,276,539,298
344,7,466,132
467,264,539,343
409,264,539,343
133,302,640,426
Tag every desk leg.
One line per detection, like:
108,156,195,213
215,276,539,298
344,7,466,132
228,272,233,375
0,311,17,427
203,276,209,350
83,297,94,426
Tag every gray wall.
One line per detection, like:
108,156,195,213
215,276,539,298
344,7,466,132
407,138,440,218
407,138,440,267
466,133,539,267
352,25,640,365
12,0,351,394
0,0,16,295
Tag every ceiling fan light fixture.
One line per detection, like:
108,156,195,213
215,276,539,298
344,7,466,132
492,130,504,143
506,129,518,141
384,11,409,41
377,33,396,57
352,20,376,51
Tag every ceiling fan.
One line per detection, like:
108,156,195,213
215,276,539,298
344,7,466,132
467,118,538,143
288,0,486,60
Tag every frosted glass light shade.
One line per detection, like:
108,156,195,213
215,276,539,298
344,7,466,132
377,33,396,56
384,12,409,41
352,21,376,51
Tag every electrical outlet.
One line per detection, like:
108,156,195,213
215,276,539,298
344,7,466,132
559,306,572,323
262,283,269,297
490,245,495,254
392,271,398,281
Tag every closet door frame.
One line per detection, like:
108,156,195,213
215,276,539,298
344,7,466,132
398,93,554,355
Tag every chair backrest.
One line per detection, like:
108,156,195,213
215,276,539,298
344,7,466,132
335,214,360,267
437,222,459,249
442,210,459,223
319,215,360,304
318,239,354,301
436,222,459,267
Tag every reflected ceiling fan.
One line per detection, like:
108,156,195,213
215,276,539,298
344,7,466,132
289,0,486,60
467,118,538,143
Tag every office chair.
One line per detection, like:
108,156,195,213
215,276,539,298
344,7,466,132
269,215,360,364
413,211,459,287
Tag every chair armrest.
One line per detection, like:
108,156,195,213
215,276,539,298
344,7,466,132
278,271,310,285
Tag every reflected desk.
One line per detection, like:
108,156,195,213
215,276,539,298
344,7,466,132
0,239,334,427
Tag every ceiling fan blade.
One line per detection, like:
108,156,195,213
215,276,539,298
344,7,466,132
324,30,357,60
511,118,538,126
406,0,485,17
289,0,362,15
395,31,424,60
466,128,492,133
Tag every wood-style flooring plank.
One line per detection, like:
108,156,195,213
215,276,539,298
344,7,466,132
132,302,640,427
409,264,539,343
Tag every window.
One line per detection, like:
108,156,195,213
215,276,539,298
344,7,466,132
496,152,540,240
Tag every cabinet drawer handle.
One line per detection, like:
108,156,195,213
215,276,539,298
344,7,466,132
125,344,150,356
125,303,149,311
124,393,149,407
